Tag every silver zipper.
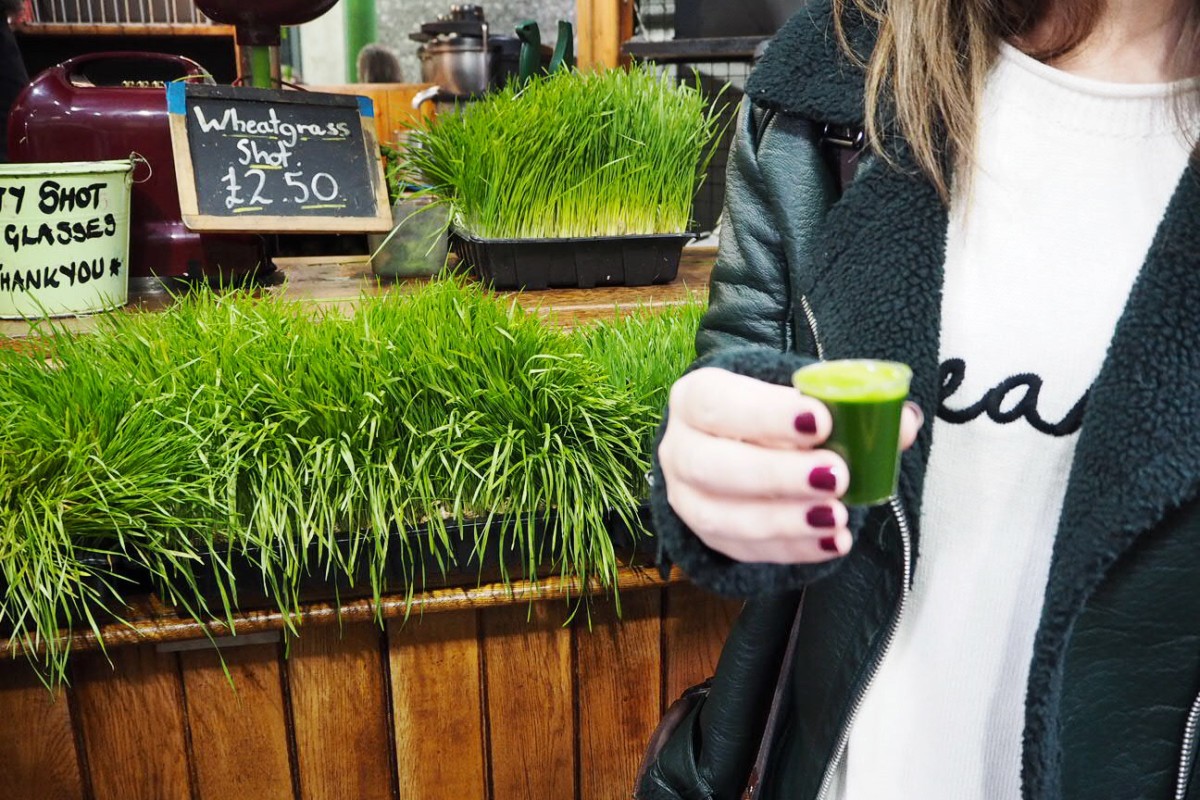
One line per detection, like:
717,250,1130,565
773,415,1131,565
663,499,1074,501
813,497,913,800
798,292,914,800
799,295,826,360
1176,691,1200,799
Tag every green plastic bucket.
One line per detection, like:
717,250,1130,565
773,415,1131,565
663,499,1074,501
0,159,134,319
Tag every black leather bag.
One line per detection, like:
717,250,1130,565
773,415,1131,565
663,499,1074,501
633,591,805,800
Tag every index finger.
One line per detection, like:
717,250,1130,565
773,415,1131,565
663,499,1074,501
670,367,832,448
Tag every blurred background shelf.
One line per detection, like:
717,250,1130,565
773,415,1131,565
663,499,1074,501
14,0,237,80
15,27,238,81
622,35,767,63
17,21,232,35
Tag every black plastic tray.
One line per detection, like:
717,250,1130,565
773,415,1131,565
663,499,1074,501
453,232,695,290
0,552,154,637
191,504,656,612
0,508,656,635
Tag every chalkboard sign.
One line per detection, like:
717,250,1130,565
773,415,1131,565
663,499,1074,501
167,83,392,233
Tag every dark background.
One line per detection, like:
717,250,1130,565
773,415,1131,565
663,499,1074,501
674,0,806,38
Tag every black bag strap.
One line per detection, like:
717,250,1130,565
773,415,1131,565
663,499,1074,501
819,123,867,196
633,590,804,800
741,589,807,799
749,107,865,197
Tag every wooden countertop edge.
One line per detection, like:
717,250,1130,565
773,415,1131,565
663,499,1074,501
0,249,716,344
1,565,689,657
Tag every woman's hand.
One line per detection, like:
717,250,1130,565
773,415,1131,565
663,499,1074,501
658,367,924,564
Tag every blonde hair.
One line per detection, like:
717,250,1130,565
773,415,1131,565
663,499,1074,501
833,0,1198,201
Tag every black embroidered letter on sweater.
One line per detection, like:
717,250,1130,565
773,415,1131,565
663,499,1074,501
937,358,1087,437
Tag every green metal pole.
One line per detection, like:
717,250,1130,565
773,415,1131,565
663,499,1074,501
344,0,378,82
250,45,274,88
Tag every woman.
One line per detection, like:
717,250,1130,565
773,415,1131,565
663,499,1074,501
644,0,1200,798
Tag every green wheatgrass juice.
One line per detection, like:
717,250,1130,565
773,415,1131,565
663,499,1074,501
792,360,912,506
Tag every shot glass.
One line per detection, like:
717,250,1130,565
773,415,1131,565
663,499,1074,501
792,359,913,506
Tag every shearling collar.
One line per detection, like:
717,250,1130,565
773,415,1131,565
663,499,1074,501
744,0,876,127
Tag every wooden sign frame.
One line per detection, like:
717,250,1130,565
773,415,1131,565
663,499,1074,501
167,83,393,234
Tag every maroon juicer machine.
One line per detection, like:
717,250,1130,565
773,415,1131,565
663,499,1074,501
7,0,340,283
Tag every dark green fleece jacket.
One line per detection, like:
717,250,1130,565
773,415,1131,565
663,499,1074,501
644,2,1200,799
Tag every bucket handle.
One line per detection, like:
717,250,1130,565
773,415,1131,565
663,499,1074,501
412,86,441,110
129,152,153,185
50,52,214,89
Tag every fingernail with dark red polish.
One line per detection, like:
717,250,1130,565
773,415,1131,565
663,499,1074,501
819,536,841,553
809,466,837,492
807,506,836,528
794,412,817,435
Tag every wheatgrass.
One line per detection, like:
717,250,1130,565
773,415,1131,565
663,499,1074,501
402,66,724,239
0,279,701,683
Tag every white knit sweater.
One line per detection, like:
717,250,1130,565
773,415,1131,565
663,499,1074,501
831,43,1198,800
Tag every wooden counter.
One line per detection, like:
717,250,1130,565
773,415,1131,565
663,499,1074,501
0,247,715,343
0,577,741,800
0,250,734,800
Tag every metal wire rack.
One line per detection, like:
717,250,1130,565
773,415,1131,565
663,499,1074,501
634,0,674,42
30,0,215,25
687,60,750,234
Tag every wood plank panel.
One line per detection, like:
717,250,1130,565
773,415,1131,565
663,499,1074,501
72,644,192,800
388,610,486,799
663,584,743,704
576,589,662,800
289,624,394,800
308,83,437,146
577,0,627,70
620,0,636,60
0,659,85,800
180,642,294,800
483,602,574,800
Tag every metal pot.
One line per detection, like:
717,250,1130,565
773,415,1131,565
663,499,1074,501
419,33,491,97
